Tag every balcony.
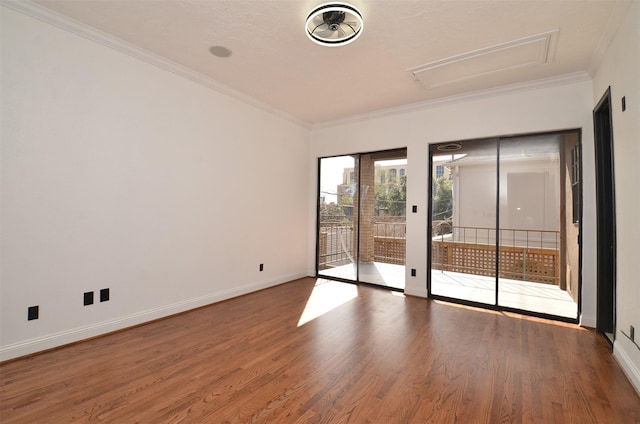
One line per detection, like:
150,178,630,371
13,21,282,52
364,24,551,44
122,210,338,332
318,220,406,270
432,225,560,285
318,221,576,318
318,220,405,289
319,222,560,286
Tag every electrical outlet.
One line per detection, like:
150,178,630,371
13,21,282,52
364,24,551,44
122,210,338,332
631,325,635,341
100,288,110,302
411,268,416,277
622,96,626,112
84,291,94,306
412,205,418,213
28,305,39,321
259,263,264,272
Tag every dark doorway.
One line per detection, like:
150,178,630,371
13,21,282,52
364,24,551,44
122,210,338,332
593,87,616,345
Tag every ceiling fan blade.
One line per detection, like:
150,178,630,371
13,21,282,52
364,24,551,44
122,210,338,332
311,23,329,34
314,28,335,39
343,23,358,34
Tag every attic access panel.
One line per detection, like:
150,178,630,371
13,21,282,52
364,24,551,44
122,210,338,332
409,30,559,89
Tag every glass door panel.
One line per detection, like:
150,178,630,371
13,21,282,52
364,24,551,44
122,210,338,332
429,132,580,320
430,139,498,305
497,135,578,319
358,151,407,289
318,156,357,281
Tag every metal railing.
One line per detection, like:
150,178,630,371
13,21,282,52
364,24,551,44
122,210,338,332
431,225,561,285
432,225,559,250
318,219,407,269
318,220,354,269
319,221,559,284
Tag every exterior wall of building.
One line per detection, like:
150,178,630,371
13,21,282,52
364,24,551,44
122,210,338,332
451,153,561,247
359,156,376,262
561,132,581,301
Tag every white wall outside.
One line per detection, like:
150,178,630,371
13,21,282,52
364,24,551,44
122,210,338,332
451,152,561,248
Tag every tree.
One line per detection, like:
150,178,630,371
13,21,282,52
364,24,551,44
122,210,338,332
375,181,390,212
320,201,346,222
432,176,452,221
375,174,406,216
387,175,406,216
338,191,353,206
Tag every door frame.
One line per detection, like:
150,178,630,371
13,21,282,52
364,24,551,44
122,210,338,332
593,87,617,345
316,148,408,291
427,130,582,323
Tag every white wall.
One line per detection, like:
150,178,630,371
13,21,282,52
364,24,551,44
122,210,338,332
0,6,311,360
310,79,596,319
592,0,640,393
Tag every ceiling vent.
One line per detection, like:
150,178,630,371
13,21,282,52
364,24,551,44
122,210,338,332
305,2,364,46
408,29,559,89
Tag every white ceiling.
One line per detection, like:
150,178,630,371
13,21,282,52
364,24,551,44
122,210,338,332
31,0,630,125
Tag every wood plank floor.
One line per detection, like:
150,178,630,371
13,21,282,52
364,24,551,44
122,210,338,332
1,277,639,423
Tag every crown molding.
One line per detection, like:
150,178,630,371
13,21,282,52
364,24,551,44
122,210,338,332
313,71,592,129
0,0,310,129
3,0,611,132
587,0,634,77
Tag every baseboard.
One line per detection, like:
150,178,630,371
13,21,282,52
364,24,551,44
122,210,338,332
404,286,428,298
0,273,306,362
613,340,640,395
579,313,596,328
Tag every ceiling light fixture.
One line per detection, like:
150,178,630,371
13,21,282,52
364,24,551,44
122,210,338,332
437,143,463,152
305,2,363,46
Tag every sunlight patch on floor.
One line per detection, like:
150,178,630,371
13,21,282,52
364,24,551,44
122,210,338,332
431,270,578,319
319,262,405,289
297,279,358,327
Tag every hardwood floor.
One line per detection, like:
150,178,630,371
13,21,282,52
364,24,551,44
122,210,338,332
1,277,639,423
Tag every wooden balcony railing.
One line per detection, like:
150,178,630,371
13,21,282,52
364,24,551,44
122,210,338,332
318,221,559,286
432,226,560,285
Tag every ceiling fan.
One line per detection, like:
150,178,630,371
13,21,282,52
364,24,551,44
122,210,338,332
305,2,364,46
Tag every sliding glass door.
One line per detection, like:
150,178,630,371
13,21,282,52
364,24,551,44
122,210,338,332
318,155,358,282
429,132,579,320
497,135,578,318
358,152,407,289
430,139,498,305
317,149,407,290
